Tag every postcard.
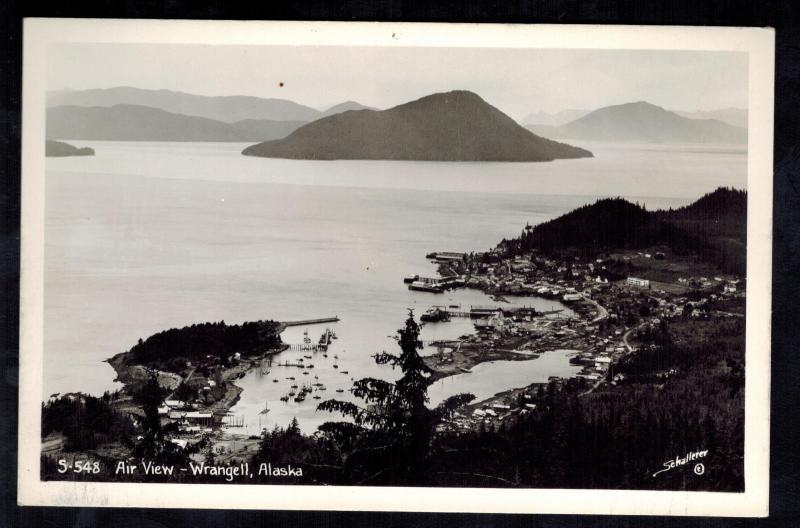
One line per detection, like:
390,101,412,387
18,18,773,515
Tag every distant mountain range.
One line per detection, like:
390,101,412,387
47,87,325,123
522,106,747,129
45,139,94,157
526,102,747,144
46,87,378,143
46,87,748,148
674,107,747,129
48,86,375,123
243,90,592,162
46,104,308,142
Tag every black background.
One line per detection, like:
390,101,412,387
1,1,798,527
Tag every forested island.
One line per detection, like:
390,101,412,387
243,90,593,162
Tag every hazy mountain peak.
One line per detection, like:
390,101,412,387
526,100,747,144
320,101,375,117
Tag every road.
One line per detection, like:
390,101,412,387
622,327,636,353
586,298,609,323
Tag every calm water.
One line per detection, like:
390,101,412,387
44,141,746,432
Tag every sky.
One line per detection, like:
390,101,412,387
47,43,749,119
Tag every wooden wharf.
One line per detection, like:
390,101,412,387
283,317,340,327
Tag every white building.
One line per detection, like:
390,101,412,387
626,277,650,288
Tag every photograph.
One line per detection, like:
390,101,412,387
17,19,773,515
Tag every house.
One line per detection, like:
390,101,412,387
626,277,650,288
724,283,738,294
184,411,214,426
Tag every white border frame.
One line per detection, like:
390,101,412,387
18,19,774,516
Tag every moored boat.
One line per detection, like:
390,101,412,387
408,280,444,293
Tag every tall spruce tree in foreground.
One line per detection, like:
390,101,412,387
131,369,189,466
318,311,474,485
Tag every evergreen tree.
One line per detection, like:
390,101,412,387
131,369,187,465
317,311,474,485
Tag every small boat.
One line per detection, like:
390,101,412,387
304,355,312,359
288,377,295,380
408,280,444,293
333,364,338,369
280,395,289,402
303,329,311,344
291,384,298,389
341,370,349,374
323,354,328,358
334,354,339,359
273,379,279,383
403,274,419,284
313,395,321,400
307,364,314,369
295,395,306,402
259,399,270,415
317,385,326,391
302,371,309,375
336,389,345,393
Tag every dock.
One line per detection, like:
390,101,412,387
287,344,326,352
283,317,340,327
275,360,308,367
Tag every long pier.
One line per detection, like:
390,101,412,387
287,344,326,352
275,360,309,367
283,317,340,327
